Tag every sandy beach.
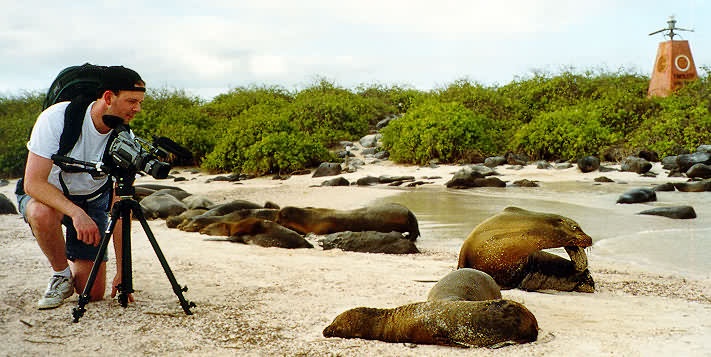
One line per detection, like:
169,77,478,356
1,157,710,356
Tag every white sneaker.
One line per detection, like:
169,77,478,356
37,275,74,310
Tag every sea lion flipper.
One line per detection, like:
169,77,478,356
564,246,588,272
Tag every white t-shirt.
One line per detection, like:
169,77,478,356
27,101,112,196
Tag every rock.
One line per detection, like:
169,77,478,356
312,162,342,178
577,156,600,173
620,156,652,174
638,206,696,219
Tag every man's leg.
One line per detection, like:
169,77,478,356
24,198,68,272
70,259,107,301
22,197,75,309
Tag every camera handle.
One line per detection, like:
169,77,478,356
72,178,196,323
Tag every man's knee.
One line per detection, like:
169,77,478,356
70,260,107,301
25,200,62,228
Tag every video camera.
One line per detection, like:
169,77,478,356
52,115,192,180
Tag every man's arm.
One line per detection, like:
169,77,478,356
24,151,101,246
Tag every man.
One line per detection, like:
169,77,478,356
17,66,145,309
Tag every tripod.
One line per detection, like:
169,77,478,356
72,174,195,322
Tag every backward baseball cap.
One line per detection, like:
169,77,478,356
99,65,146,93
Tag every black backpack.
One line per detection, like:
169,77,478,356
15,63,110,196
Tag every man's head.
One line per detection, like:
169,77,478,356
99,66,146,123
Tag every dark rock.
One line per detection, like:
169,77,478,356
319,231,419,254
661,156,678,170
638,206,696,219
378,175,415,184
483,156,506,167
356,176,380,186
0,193,18,215
638,150,659,162
506,152,529,166
697,145,711,153
616,187,657,204
620,156,652,174
686,163,711,179
577,156,600,173
511,179,538,187
676,152,711,172
312,162,342,178
359,134,382,148
321,177,350,187
673,179,711,192
594,176,614,183
373,151,390,160
0,179,9,187
653,182,676,192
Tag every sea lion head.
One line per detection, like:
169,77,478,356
322,307,381,339
502,207,592,248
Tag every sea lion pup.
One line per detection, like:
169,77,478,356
322,300,538,348
166,208,208,229
427,268,501,302
206,217,313,249
199,210,280,236
275,203,420,240
457,206,594,293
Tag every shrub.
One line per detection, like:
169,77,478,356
381,99,500,165
512,104,622,160
0,92,44,178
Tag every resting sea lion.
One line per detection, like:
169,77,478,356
166,208,208,228
181,208,278,232
276,203,420,240
427,268,501,302
322,300,538,348
457,206,594,293
206,217,313,249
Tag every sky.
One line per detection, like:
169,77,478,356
1,0,709,100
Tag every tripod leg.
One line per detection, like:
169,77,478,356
116,206,133,307
72,203,121,323
130,201,195,315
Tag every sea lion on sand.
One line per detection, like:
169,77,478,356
322,300,538,348
275,203,420,240
181,208,278,232
427,268,501,302
205,217,313,249
166,208,208,228
457,206,594,293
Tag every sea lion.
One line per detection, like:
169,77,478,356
181,208,278,232
166,208,208,228
322,300,538,348
427,268,502,302
139,192,188,219
457,206,594,293
206,217,313,249
275,203,420,240
0,193,18,215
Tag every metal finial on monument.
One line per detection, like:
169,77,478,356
648,15,694,40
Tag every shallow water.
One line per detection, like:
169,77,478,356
377,181,711,280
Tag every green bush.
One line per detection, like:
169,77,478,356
628,73,711,156
512,104,622,160
0,92,44,178
130,88,214,165
286,79,371,145
381,100,500,165
202,103,333,175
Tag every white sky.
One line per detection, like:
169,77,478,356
1,0,708,99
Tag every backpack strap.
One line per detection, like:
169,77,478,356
57,95,94,156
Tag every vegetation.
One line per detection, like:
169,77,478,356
1,67,709,179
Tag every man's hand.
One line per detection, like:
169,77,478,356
111,273,135,302
71,210,102,246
